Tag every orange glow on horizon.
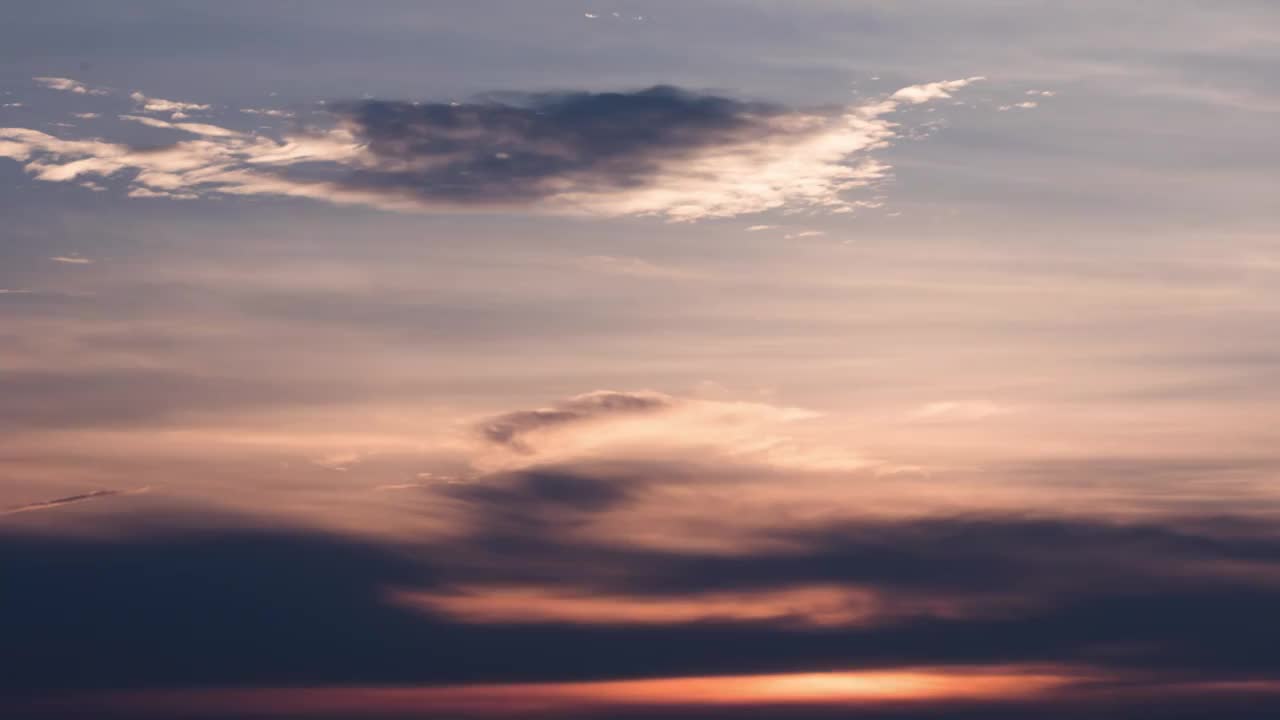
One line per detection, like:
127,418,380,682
56,666,1082,717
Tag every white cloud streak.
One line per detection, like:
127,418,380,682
130,91,211,114
891,77,985,104
33,76,108,96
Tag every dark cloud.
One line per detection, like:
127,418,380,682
0,80,944,217
479,390,672,451
446,469,636,537
458,469,633,514
0,520,437,695
8,456,1280,714
8,507,1280,710
615,515,1280,597
335,86,782,203
1,489,126,515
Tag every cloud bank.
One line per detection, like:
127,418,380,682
11,508,1280,719
8,386,1280,718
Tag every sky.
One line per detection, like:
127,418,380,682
3,1,1280,718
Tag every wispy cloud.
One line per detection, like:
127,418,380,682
1,487,148,515
467,389,872,476
49,255,93,264
891,76,985,104
0,287,92,298
478,390,674,453
907,400,1012,422
241,107,292,118
129,91,210,114
572,255,701,280
373,483,431,491
33,76,108,96
118,114,241,137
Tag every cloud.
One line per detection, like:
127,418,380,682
908,400,1011,422
0,367,385,433
418,506,1280,663
447,469,636,535
48,255,92,264
572,254,700,279
394,584,876,627
891,77,985,104
467,390,854,475
0,80,983,219
1,488,146,515
0,287,92,299
119,114,175,129
999,101,1039,111
0,124,403,209
33,76,108,95
331,85,902,220
241,107,292,117
119,114,243,137
746,224,776,231
374,483,431,491
129,91,210,114
478,390,673,453
9,667,1092,718
11,509,1280,719
128,185,197,199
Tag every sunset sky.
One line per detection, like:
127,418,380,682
5,2,1280,718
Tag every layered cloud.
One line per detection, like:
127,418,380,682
11,508,1280,718
9,383,1280,717
0,78,983,219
